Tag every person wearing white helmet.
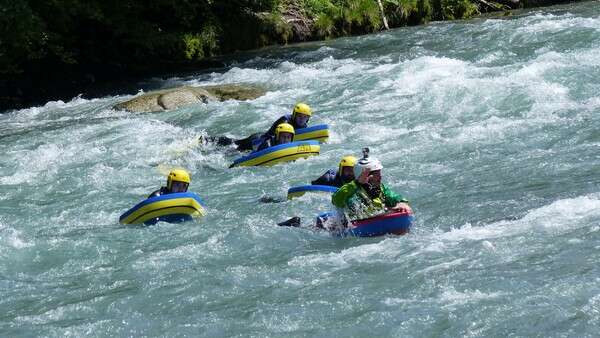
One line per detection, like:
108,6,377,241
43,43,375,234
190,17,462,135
332,149,412,221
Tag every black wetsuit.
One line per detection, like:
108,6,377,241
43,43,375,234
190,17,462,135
263,114,307,139
311,169,352,188
148,186,170,198
215,114,308,151
144,187,172,225
255,135,277,151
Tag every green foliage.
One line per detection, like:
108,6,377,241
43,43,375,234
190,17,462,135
434,0,479,20
342,0,381,30
2,0,493,110
302,0,336,17
182,26,219,61
416,0,433,23
385,0,426,26
304,0,384,37
314,11,337,38
304,0,480,38
0,0,485,78
0,1,45,74
267,13,294,43
1,0,287,77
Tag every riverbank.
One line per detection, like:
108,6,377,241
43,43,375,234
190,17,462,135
0,0,581,111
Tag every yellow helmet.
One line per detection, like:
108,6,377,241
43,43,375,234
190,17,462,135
292,103,312,118
275,123,295,139
338,155,357,172
167,169,191,189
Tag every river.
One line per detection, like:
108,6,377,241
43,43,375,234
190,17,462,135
1,1,599,336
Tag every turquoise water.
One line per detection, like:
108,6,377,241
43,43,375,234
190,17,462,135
2,2,600,336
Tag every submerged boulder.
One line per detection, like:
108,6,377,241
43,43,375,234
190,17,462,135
114,84,266,113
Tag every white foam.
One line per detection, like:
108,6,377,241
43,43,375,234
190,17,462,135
451,116,528,145
520,194,600,232
386,56,470,96
193,56,369,96
582,293,600,320
0,222,33,250
420,258,468,274
288,237,407,268
6,95,99,116
516,13,600,34
481,240,496,251
439,286,503,307
433,193,600,244
0,143,66,185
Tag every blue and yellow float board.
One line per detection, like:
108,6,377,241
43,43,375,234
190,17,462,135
119,192,206,225
294,124,329,143
287,185,338,199
230,140,320,167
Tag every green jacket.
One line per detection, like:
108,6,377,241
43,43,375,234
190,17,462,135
332,180,408,220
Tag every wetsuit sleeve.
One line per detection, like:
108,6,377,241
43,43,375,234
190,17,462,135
148,187,170,199
382,184,408,207
147,189,161,198
332,180,359,208
311,169,337,186
256,137,273,151
265,116,289,138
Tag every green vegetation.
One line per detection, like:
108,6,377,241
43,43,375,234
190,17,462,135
0,0,556,109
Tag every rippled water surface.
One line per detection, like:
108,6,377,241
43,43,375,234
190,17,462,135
1,2,600,337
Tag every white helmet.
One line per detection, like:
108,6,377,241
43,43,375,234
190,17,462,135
367,157,383,171
355,156,383,177
362,157,383,171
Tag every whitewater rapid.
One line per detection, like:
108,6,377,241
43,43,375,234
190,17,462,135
1,2,599,336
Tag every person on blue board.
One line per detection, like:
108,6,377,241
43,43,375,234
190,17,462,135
267,155,355,206
311,155,357,188
255,122,295,151
331,154,412,222
278,149,412,228
205,103,312,151
148,169,191,198
259,102,311,144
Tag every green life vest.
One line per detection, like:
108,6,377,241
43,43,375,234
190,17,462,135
346,185,387,220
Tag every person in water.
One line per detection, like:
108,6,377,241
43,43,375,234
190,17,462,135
255,122,295,151
261,102,311,142
331,157,412,221
206,103,312,151
148,169,191,198
311,155,357,188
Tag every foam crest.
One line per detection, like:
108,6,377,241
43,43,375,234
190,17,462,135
516,12,600,34
0,143,66,185
5,95,99,116
387,56,469,95
520,194,600,231
434,193,600,244
288,238,405,268
198,57,369,92
0,222,33,251
439,287,503,307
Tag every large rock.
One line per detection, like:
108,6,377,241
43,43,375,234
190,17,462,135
114,84,266,113
203,84,267,101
